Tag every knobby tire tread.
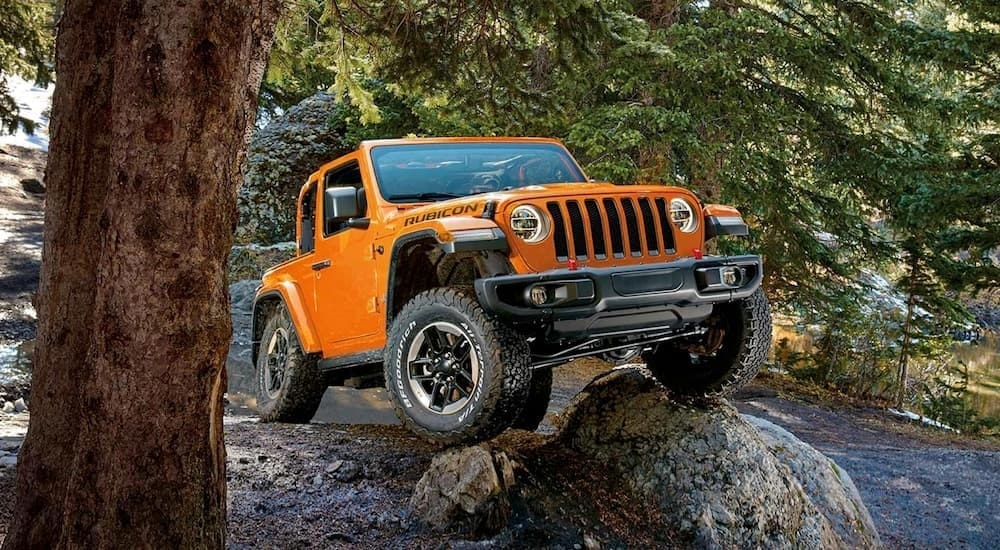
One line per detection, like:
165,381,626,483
256,304,326,423
385,287,531,446
643,288,772,399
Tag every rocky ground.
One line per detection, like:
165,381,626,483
736,384,1000,549
6,360,997,548
0,145,44,406
2,145,1000,548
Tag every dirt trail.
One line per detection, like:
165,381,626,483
0,145,44,342
0,146,44,402
735,395,1000,549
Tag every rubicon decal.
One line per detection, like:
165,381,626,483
404,203,480,226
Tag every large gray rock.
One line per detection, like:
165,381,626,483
744,415,880,548
237,92,350,245
20,178,44,194
558,367,880,549
229,279,260,315
226,279,261,395
410,445,516,537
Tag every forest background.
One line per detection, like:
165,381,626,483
3,0,998,432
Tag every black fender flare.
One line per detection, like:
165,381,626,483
384,227,509,326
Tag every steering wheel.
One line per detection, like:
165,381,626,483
471,176,502,193
447,175,502,195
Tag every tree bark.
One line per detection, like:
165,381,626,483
3,1,281,547
896,251,920,409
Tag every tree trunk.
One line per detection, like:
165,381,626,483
3,1,281,547
896,252,920,409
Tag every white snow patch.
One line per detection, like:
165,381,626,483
0,75,54,152
0,417,28,439
813,230,838,246
887,407,958,432
223,414,259,426
857,269,929,318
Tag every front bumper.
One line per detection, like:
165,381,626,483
474,255,762,339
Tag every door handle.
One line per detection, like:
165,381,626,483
311,259,331,271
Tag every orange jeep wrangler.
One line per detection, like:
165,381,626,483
252,137,771,444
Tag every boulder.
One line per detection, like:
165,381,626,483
226,279,260,395
20,178,45,194
410,445,517,537
237,92,350,245
229,279,260,315
744,415,880,548
558,367,880,549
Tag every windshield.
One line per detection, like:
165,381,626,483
370,142,586,203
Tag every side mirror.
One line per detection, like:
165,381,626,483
324,187,361,220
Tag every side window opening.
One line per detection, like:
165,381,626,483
299,183,317,254
323,161,365,236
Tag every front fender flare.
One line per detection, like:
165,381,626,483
414,216,507,253
252,282,322,364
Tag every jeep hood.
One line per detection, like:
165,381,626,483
380,181,696,222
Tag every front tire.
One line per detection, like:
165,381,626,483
385,287,531,445
255,304,326,422
643,288,771,398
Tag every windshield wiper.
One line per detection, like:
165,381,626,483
387,192,464,202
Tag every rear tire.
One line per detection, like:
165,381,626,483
385,287,531,445
643,288,771,398
255,304,326,422
511,367,553,431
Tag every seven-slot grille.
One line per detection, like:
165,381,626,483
544,196,677,262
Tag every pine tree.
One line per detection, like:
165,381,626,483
0,0,53,133
261,1,999,402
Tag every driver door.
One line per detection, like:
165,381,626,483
312,157,381,356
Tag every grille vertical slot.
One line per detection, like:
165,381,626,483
584,199,607,259
546,201,569,261
603,198,625,258
620,198,642,257
638,197,660,256
566,201,588,259
654,197,676,252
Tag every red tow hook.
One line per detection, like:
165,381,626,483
693,248,704,260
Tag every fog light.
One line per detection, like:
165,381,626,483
721,266,744,287
528,286,548,306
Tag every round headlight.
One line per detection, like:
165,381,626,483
510,205,550,243
670,198,698,233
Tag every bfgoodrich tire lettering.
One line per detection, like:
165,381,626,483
643,287,772,398
385,287,531,445
255,304,326,423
